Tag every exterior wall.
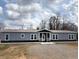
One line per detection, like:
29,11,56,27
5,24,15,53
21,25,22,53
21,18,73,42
0,32,39,41
0,32,4,40
50,32,77,40
0,32,77,41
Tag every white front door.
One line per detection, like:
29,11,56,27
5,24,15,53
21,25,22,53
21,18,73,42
42,34,45,41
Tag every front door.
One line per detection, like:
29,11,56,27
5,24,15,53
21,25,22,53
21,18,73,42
40,33,50,42
42,33,45,41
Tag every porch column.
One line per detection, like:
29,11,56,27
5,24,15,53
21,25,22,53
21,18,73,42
46,33,48,41
50,33,51,41
42,33,43,41
38,33,40,41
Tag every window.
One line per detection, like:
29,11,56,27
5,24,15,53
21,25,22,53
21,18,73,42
52,34,58,40
69,34,74,39
30,34,37,40
47,33,49,38
34,35,36,39
53,35,55,39
56,35,57,39
31,35,33,39
69,35,71,39
72,35,74,39
5,34,9,40
21,33,25,38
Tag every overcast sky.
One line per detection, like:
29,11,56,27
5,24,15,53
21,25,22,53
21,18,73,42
0,0,78,29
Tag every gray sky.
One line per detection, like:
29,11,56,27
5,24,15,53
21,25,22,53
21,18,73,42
0,0,78,29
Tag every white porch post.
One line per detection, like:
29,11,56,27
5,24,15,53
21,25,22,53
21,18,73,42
46,33,47,41
50,33,51,41
42,33,43,41
38,33,40,41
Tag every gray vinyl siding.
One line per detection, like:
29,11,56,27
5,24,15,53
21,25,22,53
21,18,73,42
51,33,77,40
1,32,39,41
0,32,4,40
0,32,77,41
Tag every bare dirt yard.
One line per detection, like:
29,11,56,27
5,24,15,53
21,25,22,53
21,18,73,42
0,42,78,59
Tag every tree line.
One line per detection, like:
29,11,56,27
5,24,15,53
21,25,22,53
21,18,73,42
37,16,78,31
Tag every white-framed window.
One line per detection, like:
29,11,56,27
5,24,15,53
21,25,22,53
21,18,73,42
31,34,33,39
5,34,9,40
52,34,58,40
21,33,25,38
30,34,37,40
34,35,37,39
68,34,74,40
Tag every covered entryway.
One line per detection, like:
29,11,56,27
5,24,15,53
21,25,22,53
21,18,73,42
40,33,50,41
38,29,51,42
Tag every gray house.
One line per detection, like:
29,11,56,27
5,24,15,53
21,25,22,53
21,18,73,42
0,29,78,42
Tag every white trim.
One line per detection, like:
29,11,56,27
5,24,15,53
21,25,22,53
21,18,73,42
30,34,33,40
52,34,58,40
68,34,74,40
33,34,37,40
38,33,40,40
49,33,51,40
20,33,25,38
42,33,45,41
30,34,37,40
5,34,9,41
39,33,50,41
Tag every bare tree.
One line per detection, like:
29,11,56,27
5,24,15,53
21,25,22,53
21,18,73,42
61,21,78,31
40,20,46,29
48,16,61,30
37,15,78,31
48,17,53,30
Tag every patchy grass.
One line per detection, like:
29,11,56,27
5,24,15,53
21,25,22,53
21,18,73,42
0,44,11,50
0,44,32,59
